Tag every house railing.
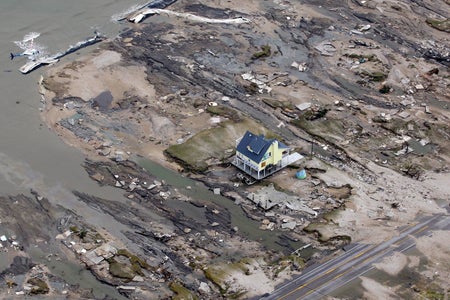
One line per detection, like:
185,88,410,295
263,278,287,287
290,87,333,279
232,152,304,181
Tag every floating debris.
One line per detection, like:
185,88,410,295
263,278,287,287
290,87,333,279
18,32,105,74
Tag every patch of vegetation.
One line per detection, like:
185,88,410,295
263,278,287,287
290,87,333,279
107,258,135,280
204,266,228,292
203,259,253,294
400,162,424,180
303,222,348,243
69,226,89,240
105,248,153,281
420,288,445,300
252,45,271,59
117,248,153,275
206,105,242,122
169,281,198,300
365,70,387,82
426,18,450,33
284,255,305,269
409,276,446,300
27,278,49,295
165,118,275,173
344,53,380,63
270,254,305,278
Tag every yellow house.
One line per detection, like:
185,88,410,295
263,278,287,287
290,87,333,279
232,131,303,180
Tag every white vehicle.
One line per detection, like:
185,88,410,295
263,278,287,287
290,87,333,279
10,32,45,61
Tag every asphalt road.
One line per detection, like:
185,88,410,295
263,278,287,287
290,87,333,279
264,212,450,300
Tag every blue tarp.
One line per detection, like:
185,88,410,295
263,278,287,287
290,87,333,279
295,169,306,179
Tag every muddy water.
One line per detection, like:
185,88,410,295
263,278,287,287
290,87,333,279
29,247,128,300
0,1,140,195
136,157,306,253
0,1,149,297
0,0,143,242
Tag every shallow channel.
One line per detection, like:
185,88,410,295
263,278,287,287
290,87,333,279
28,247,128,300
135,157,307,254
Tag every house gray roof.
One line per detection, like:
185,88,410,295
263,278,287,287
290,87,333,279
236,131,288,163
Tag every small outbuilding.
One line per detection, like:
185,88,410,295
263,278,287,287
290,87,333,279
232,131,303,180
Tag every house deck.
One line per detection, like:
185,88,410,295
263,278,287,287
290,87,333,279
232,152,304,180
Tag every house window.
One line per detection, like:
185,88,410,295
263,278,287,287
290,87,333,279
261,162,266,168
262,152,272,160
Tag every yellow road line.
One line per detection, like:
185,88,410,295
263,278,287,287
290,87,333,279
278,221,436,299
413,225,429,234
277,245,377,300
399,223,415,233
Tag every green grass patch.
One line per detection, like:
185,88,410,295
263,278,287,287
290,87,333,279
27,278,49,295
303,223,332,242
426,18,450,33
204,266,228,292
203,259,254,294
108,249,154,280
344,53,380,62
117,248,153,274
108,258,135,280
165,118,275,172
206,105,242,122
360,70,387,82
169,282,198,300
252,45,271,59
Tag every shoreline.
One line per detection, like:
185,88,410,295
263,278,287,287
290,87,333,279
2,0,450,299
